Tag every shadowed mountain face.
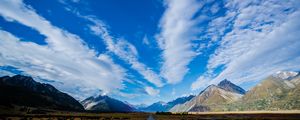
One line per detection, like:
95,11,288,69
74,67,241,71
139,95,195,112
0,75,84,111
218,79,246,94
166,95,195,109
81,95,136,112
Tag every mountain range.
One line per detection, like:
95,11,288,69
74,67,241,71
138,95,195,112
0,71,299,113
0,75,84,112
170,71,300,112
227,71,300,111
170,80,245,112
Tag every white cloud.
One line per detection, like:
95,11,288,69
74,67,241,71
210,11,300,84
191,74,213,90
85,16,164,87
145,86,160,96
157,0,204,84
210,2,220,14
33,2,163,96
192,0,300,90
66,12,163,96
0,0,127,99
0,69,15,76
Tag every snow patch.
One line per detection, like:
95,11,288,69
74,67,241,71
85,101,99,110
274,71,299,80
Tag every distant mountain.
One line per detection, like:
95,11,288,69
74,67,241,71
123,101,136,109
227,71,300,111
0,75,84,111
140,101,167,112
166,95,195,110
81,95,136,112
2,71,299,113
170,80,244,112
139,95,195,112
134,104,148,110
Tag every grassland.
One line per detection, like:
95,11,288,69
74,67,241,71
1,110,300,120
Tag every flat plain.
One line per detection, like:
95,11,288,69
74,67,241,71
1,110,300,120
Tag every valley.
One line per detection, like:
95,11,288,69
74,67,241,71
1,71,300,119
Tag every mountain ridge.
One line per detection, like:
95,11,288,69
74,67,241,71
228,73,300,111
139,95,195,112
218,79,246,94
170,71,300,112
81,95,136,112
170,79,245,112
1,70,299,113
0,75,84,111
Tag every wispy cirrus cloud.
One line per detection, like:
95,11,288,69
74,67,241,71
144,86,160,96
1,0,299,102
86,16,165,88
0,0,127,99
157,0,204,84
60,10,163,96
192,0,300,90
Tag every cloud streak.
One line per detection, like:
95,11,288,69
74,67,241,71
157,0,203,84
192,0,300,90
86,16,164,88
0,0,127,99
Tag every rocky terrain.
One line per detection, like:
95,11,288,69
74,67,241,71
170,80,244,112
170,71,300,112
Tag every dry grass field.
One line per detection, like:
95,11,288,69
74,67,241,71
1,110,300,120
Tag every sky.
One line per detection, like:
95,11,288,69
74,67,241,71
0,0,300,105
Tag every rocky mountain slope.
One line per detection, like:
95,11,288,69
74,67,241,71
171,71,300,112
0,75,84,111
170,80,244,112
81,95,136,112
273,71,299,80
226,71,300,111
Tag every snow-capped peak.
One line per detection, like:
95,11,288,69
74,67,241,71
273,71,299,80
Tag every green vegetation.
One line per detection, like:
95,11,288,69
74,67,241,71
211,77,300,112
184,76,300,112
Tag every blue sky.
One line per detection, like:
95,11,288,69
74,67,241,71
0,0,300,105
